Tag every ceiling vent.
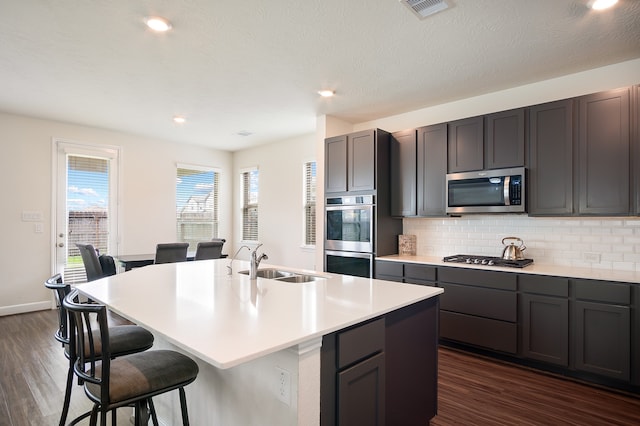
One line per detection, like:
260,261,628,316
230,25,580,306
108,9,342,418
400,0,449,19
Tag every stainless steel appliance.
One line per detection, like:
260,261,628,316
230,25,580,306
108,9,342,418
325,195,374,252
325,250,373,278
446,167,526,214
443,254,533,268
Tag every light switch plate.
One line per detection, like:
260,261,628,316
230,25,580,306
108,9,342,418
22,210,43,222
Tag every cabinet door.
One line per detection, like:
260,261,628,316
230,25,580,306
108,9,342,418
573,301,630,381
325,135,348,193
634,85,640,214
417,123,447,216
447,116,484,173
390,129,417,216
528,99,574,215
578,88,631,215
338,352,385,426
521,294,568,366
485,108,525,169
348,130,376,192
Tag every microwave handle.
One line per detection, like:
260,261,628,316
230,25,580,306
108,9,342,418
504,176,511,206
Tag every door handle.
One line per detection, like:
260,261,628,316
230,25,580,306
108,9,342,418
58,243,64,248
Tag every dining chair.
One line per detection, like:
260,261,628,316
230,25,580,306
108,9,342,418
194,240,225,260
154,242,189,264
63,289,199,426
76,243,116,281
44,274,155,426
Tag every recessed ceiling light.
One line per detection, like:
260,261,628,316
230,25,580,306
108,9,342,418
173,115,186,124
588,0,618,10
318,90,335,98
144,16,172,32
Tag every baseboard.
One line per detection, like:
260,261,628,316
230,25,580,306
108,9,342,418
0,301,53,316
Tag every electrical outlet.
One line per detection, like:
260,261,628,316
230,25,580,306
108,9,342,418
584,252,601,263
275,367,290,405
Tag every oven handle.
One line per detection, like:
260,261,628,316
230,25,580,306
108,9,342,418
325,204,374,211
325,250,373,259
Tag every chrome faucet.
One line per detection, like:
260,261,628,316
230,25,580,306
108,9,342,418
249,243,268,279
227,245,251,275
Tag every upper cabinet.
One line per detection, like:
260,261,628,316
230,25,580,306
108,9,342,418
577,88,631,215
325,134,348,193
417,123,448,216
485,108,525,169
528,99,574,216
325,129,390,195
390,129,417,216
447,116,484,173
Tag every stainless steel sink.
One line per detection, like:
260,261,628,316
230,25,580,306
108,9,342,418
275,274,325,283
238,268,327,282
238,268,296,279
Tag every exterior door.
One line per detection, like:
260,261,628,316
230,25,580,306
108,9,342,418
54,140,119,283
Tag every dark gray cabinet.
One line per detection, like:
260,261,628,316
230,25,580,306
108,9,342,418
325,134,348,193
417,123,448,216
321,298,439,426
577,88,631,215
485,108,525,169
390,129,417,216
438,267,518,354
447,116,484,173
528,99,574,215
325,129,387,194
374,260,436,286
572,279,631,382
520,275,569,366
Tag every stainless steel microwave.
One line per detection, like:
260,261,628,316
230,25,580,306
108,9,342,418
446,167,526,214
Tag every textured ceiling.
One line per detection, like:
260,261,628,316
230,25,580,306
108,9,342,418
0,0,639,151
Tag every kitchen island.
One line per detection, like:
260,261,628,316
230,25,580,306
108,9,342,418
76,258,442,425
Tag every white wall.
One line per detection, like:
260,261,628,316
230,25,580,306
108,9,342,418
0,112,232,315
232,133,317,270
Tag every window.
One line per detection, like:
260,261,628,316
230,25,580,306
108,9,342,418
241,168,259,241
304,161,316,246
176,165,220,246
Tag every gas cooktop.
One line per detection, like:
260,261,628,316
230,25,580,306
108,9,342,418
442,255,534,268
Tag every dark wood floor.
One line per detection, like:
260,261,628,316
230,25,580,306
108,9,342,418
1,309,639,425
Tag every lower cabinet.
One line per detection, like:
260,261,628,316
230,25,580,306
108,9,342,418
520,275,569,366
374,260,437,286
321,298,439,426
438,267,518,354
572,279,631,382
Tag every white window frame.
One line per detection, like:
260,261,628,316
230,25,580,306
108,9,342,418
240,166,259,242
176,163,221,246
303,160,316,248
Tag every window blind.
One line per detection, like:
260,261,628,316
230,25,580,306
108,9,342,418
241,168,259,241
66,155,110,283
176,166,219,247
304,161,316,245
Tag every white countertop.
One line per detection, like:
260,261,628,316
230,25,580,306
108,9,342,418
378,254,640,284
76,259,442,369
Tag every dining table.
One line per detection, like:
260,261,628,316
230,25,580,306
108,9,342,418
115,251,226,271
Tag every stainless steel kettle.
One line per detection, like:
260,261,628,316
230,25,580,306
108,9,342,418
501,237,526,260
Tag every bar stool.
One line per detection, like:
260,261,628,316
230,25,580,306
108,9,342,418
45,274,155,426
63,289,199,425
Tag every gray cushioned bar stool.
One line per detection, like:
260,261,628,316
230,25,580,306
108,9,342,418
45,274,155,426
63,289,199,425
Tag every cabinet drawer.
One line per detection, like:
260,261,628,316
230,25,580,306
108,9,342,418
573,280,630,305
404,263,436,282
439,283,517,322
440,311,517,354
439,267,517,291
520,275,569,297
338,318,385,369
375,261,403,278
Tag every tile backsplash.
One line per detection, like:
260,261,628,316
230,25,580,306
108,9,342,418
403,215,640,271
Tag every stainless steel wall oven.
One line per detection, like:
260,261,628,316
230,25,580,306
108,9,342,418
325,195,374,252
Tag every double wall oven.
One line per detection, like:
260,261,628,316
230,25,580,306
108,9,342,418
324,195,375,278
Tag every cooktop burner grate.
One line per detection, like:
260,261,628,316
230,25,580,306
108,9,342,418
443,255,534,268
